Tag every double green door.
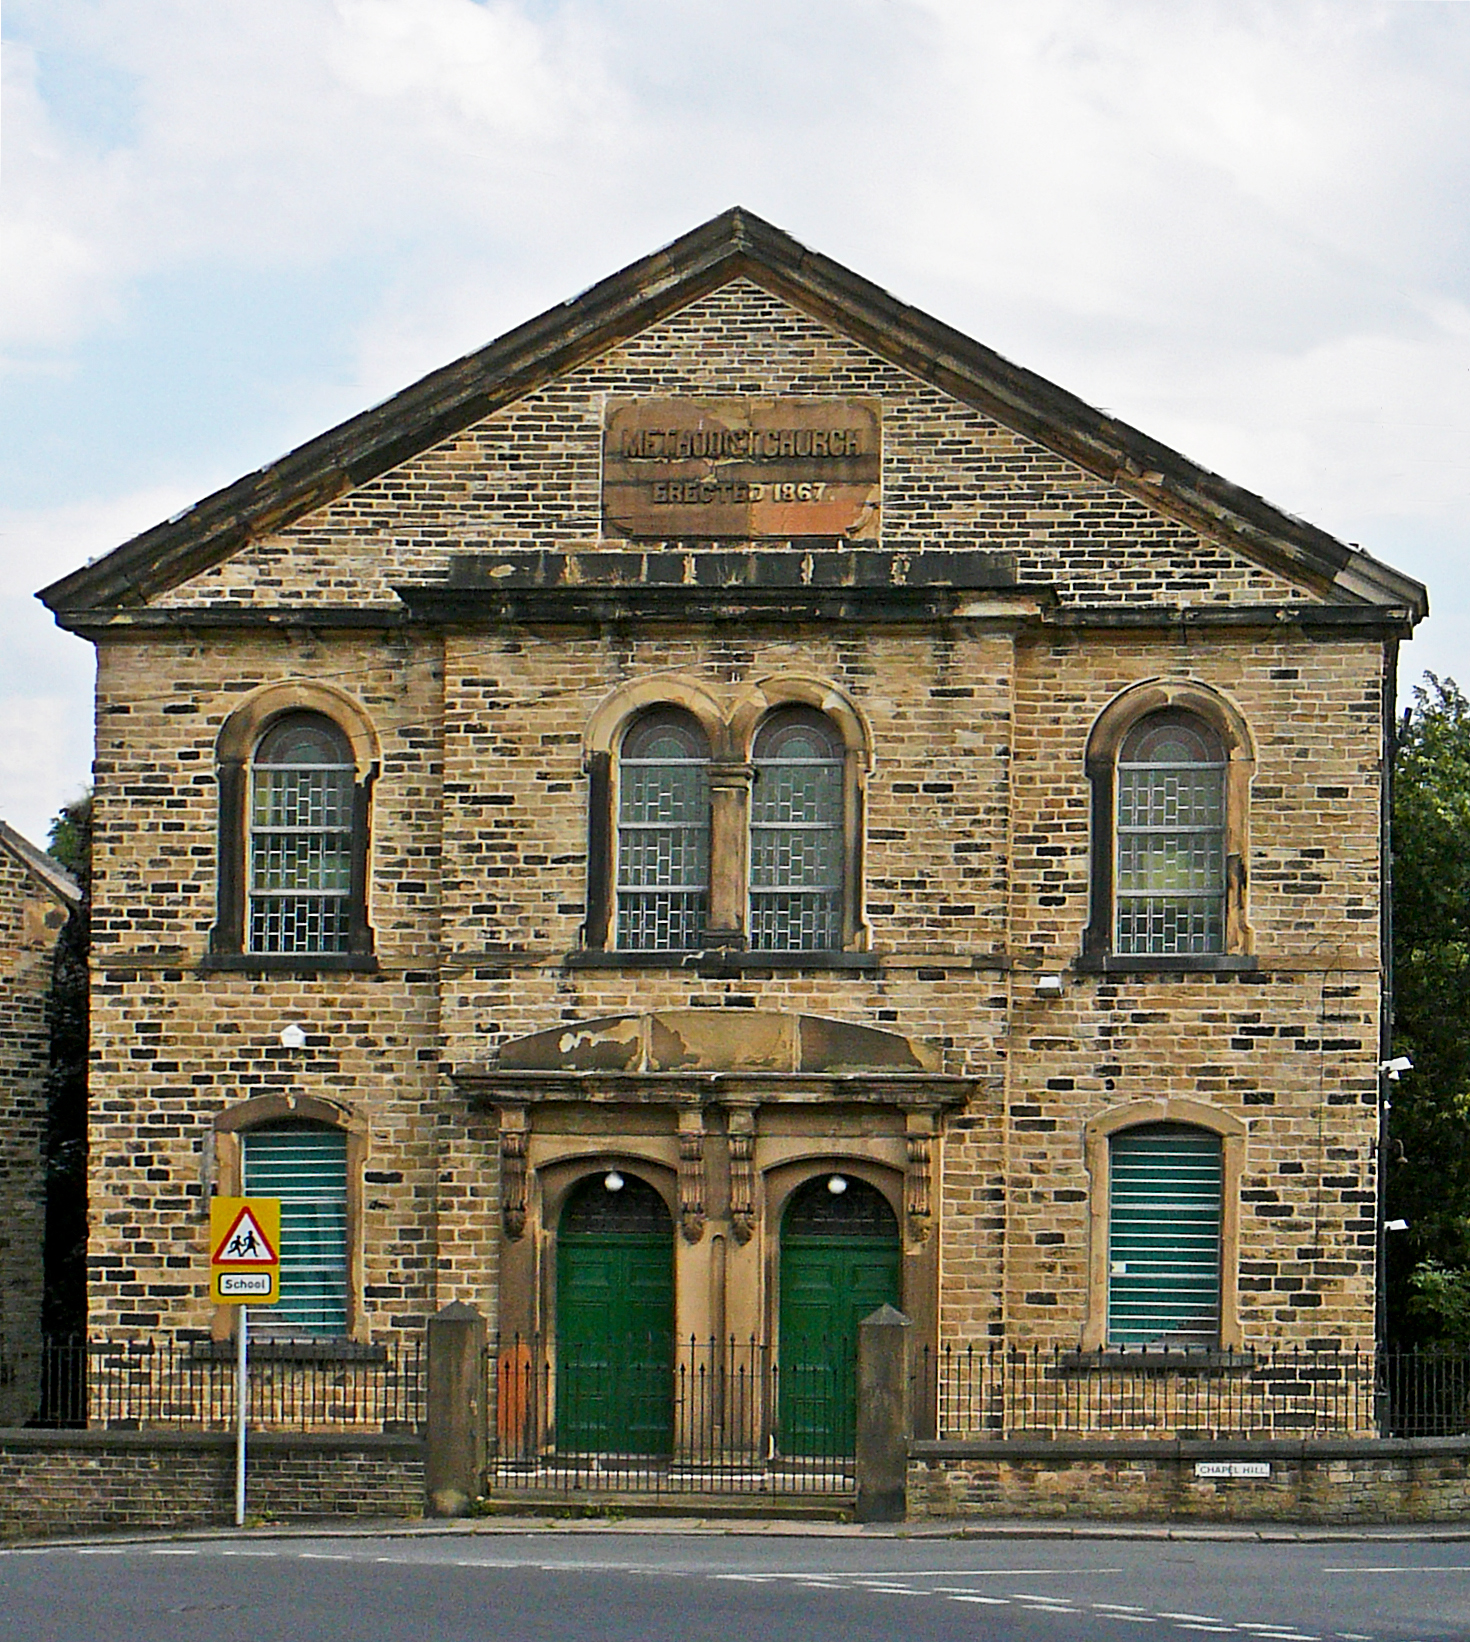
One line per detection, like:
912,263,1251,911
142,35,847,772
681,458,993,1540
778,1178,901,1456
555,1176,674,1455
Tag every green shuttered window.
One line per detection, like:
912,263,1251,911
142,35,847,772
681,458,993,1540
242,1126,349,1337
1107,1124,1222,1348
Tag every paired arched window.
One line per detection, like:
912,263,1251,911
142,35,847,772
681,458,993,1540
749,709,845,952
1084,684,1251,968
210,692,376,968
616,710,711,952
600,693,857,956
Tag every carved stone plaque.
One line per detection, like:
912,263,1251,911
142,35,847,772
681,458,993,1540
604,397,880,540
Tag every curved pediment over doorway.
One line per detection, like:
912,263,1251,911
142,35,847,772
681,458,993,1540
492,1009,940,1076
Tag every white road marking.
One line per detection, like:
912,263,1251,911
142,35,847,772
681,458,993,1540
1175,1628,1235,1636
947,1595,1009,1605
1096,1605,1150,1614
1160,1615,1229,1624
1322,1565,1470,1574
1333,1635,1374,1640
148,1548,200,1556
298,1553,353,1561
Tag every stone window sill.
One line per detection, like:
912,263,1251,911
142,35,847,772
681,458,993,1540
1074,954,1260,976
200,952,379,975
565,949,880,973
1058,1348,1255,1374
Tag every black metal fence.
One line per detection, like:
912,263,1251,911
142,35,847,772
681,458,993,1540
9,1331,1470,1458
0,1335,423,1432
915,1343,1470,1440
489,1335,855,1496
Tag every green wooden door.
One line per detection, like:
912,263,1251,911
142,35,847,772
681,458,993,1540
556,1173,674,1455
778,1176,901,1456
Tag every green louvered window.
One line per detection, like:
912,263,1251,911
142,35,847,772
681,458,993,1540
242,1125,349,1337
1115,712,1226,955
749,709,845,952
616,710,710,951
1107,1124,1222,1348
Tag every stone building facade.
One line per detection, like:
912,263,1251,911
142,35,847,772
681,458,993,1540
0,821,79,1422
39,212,1425,1447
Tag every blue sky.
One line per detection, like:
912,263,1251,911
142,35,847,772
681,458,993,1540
4,0,1469,846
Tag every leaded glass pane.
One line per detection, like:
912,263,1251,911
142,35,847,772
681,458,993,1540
248,716,354,955
750,711,844,952
616,712,709,951
243,1126,348,1339
1115,714,1226,956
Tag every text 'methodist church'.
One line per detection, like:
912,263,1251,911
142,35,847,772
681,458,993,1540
38,210,1425,1446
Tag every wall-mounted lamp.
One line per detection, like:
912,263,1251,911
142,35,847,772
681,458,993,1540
827,1175,848,1195
1035,975,1065,998
1379,1056,1413,1081
603,1170,624,1192
1385,1218,1410,1232
279,1023,307,1050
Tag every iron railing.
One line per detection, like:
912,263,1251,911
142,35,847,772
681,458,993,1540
489,1335,854,1496
915,1343,1470,1440
0,1335,423,1432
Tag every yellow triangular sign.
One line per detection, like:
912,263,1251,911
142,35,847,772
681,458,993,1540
212,1203,279,1266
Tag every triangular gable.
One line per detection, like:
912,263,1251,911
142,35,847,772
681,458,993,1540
37,208,1426,624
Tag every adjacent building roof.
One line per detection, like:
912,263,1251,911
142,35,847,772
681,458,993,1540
36,207,1427,626
0,820,81,910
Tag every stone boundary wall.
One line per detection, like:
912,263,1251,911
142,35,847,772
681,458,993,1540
910,1437,1470,1523
0,1429,423,1540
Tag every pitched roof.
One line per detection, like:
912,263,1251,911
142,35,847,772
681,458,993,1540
0,820,81,909
37,207,1426,624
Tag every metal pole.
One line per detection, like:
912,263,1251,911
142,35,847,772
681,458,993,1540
235,1305,248,1528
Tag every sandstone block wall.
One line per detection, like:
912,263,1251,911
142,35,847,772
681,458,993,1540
910,1438,1470,1523
0,828,76,1422
0,1430,422,1540
77,274,1392,1364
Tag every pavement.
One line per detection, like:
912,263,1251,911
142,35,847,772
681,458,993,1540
10,1513,1470,1549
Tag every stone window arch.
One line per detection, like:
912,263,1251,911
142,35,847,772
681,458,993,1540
1083,679,1254,970
209,683,378,970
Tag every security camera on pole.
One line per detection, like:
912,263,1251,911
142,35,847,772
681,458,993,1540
210,1195,281,1527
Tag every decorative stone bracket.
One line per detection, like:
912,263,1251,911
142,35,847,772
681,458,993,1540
905,1109,937,1242
727,1103,756,1244
498,1105,530,1240
677,1107,706,1243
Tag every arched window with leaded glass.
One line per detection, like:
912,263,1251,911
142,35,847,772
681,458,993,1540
616,710,710,951
749,708,845,952
249,714,357,955
1114,711,1226,957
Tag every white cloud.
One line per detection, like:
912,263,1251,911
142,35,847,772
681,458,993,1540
2,0,1469,828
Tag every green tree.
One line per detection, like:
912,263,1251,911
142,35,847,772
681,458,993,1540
1388,677,1470,1343
43,792,90,1339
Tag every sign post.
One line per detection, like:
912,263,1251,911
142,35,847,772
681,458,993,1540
209,1197,281,1528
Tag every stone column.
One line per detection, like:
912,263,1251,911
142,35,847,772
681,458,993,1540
855,1304,912,1524
704,763,753,945
425,1301,487,1517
